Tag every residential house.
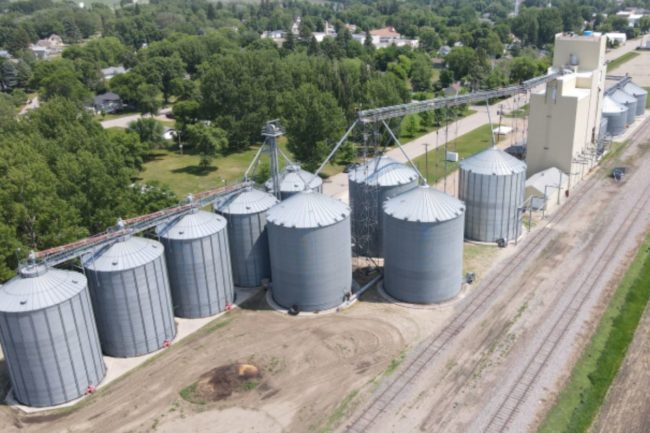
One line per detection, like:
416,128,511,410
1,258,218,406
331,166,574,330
93,92,123,114
29,34,65,59
368,27,419,49
437,45,452,56
261,30,286,40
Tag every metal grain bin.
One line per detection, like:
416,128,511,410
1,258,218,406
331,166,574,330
622,82,647,116
157,210,234,318
611,89,637,125
214,186,278,288
459,147,526,243
602,96,628,136
0,265,105,407
266,190,352,312
348,156,418,258
265,164,323,200
383,186,465,304
83,236,176,357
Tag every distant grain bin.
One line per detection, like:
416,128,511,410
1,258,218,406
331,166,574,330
622,82,647,116
214,186,278,288
459,147,526,243
383,186,465,304
602,96,628,136
611,89,637,125
0,264,105,407
266,190,352,312
157,210,234,318
265,164,323,199
348,156,418,258
83,236,176,357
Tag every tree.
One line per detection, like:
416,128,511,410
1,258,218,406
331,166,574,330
283,84,345,171
172,99,200,131
284,31,295,51
308,35,320,56
401,114,420,138
640,16,650,33
419,27,441,52
135,83,162,115
185,123,228,169
41,70,90,103
510,56,545,82
0,61,18,90
410,55,433,92
445,47,479,81
364,31,374,50
538,8,563,45
127,118,165,149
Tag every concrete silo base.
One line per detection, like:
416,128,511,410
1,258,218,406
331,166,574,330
377,281,471,309
5,286,260,413
266,281,360,316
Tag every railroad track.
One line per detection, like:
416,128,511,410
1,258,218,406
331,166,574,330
343,120,650,433
480,132,650,433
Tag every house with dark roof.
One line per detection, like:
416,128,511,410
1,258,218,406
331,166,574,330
93,92,123,114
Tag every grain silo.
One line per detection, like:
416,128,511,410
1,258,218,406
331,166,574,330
214,186,278,288
611,89,637,125
265,164,323,200
602,96,628,136
622,82,647,116
0,264,105,407
83,236,176,357
348,156,418,258
157,210,234,318
266,190,352,312
459,147,526,243
383,186,465,304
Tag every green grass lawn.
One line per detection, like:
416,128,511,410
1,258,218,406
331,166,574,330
503,103,529,118
607,51,640,72
412,123,501,185
645,88,650,109
537,233,650,433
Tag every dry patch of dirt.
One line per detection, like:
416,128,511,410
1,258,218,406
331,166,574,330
182,363,262,404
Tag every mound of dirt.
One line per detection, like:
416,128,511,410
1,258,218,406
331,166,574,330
194,363,262,402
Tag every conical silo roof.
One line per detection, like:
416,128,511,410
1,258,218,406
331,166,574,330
265,164,323,193
214,186,278,215
611,89,636,104
603,95,627,114
266,190,350,228
384,185,464,223
459,147,527,176
83,236,164,272
623,82,648,97
0,266,86,312
157,210,226,241
348,156,418,186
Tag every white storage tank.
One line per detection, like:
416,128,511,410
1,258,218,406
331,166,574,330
348,156,418,258
602,96,628,136
459,147,526,243
214,186,278,288
265,164,323,200
83,236,176,357
157,210,234,318
383,186,465,304
0,264,105,407
622,82,647,116
266,190,352,312
611,89,637,125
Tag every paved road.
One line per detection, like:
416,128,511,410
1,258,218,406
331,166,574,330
322,40,642,202
99,107,172,128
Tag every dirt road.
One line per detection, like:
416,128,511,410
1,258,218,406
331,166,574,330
339,120,650,433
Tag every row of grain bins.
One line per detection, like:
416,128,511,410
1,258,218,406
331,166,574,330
0,149,527,408
602,80,647,137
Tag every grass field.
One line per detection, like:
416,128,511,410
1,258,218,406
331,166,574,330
607,51,640,72
412,123,500,185
537,233,650,433
646,88,650,109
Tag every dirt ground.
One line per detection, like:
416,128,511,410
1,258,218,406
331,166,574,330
590,304,650,433
0,237,511,433
610,50,650,86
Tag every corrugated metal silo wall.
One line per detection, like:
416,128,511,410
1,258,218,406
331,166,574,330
383,214,464,303
459,169,525,242
625,100,637,123
599,117,608,139
85,256,176,357
268,218,352,311
350,180,418,257
222,210,272,288
0,289,106,407
605,112,626,136
634,93,646,115
161,230,234,318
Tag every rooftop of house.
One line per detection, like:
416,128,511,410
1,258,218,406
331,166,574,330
370,26,401,38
